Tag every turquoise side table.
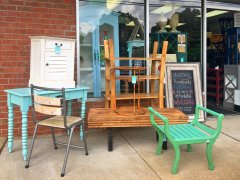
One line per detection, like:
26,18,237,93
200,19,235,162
127,40,144,58
4,86,89,161
127,40,144,75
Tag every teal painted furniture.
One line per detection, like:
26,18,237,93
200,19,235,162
148,105,224,174
4,85,89,161
127,40,144,75
79,5,119,97
127,40,144,58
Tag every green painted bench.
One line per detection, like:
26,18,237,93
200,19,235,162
148,105,224,174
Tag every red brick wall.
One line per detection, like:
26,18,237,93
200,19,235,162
0,0,77,136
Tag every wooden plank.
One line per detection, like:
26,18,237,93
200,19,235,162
109,39,116,109
106,75,159,81
34,95,61,106
151,41,158,102
105,93,159,100
159,41,168,108
113,66,146,71
34,104,62,115
104,40,111,108
87,108,188,128
116,57,162,61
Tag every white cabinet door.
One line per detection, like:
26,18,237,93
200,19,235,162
44,51,72,81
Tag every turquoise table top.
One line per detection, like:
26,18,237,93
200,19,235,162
4,86,89,96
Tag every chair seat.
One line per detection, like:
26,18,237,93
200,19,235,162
158,124,210,142
38,116,82,128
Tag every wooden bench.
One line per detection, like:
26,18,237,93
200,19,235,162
87,107,188,151
148,104,224,174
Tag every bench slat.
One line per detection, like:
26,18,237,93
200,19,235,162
176,124,197,139
194,122,215,135
158,124,210,142
186,124,210,137
171,125,190,139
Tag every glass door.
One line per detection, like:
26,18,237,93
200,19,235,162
79,19,94,95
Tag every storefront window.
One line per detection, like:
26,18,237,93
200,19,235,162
79,0,144,98
149,1,201,63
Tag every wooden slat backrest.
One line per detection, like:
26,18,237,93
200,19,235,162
108,39,116,109
104,39,111,108
33,95,62,115
150,41,159,98
34,104,62,115
34,95,61,106
159,41,168,108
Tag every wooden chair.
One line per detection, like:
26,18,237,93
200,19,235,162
103,39,168,109
25,84,88,177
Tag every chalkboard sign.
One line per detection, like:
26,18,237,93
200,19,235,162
165,63,203,121
171,70,195,114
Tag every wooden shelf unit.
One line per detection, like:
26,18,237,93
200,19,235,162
104,39,168,109
207,68,224,105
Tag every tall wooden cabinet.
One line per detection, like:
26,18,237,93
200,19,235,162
29,36,75,88
79,5,119,97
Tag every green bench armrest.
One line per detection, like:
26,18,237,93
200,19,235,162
148,107,172,140
192,105,224,137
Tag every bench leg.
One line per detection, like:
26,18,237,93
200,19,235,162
206,142,215,170
156,131,167,150
156,130,164,155
172,145,180,174
108,128,113,152
163,135,167,150
187,144,192,152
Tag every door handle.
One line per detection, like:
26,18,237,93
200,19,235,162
46,63,49,66
96,50,100,65
94,50,96,65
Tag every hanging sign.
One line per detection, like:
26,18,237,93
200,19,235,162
132,76,137,84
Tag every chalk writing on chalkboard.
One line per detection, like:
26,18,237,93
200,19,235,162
171,70,195,114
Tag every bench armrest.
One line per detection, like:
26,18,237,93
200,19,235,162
148,107,172,139
192,104,224,137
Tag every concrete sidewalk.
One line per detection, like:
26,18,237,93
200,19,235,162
0,115,240,180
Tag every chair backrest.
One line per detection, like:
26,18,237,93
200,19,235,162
159,41,168,108
30,84,68,129
103,39,168,109
104,39,116,108
150,41,168,108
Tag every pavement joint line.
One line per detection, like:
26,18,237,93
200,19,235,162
0,137,7,155
204,124,240,142
119,131,162,180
